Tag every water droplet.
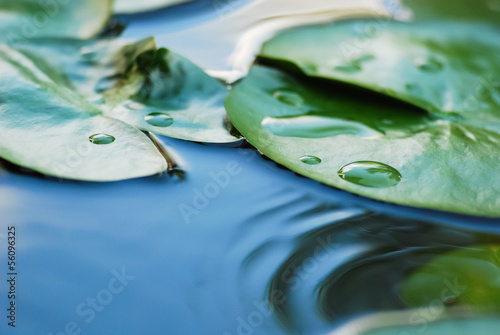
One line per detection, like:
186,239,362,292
414,57,443,72
144,112,173,127
262,116,381,139
273,90,304,107
89,133,115,145
300,155,321,165
126,101,144,110
338,161,401,188
334,64,362,73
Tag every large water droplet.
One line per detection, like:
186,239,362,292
273,90,304,107
262,116,381,139
300,155,322,165
338,161,401,188
414,57,443,72
89,133,115,145
144,112,173,127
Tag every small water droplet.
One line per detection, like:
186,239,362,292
300,155,322,165
414,57,443,72
144,112,173,127
338,161,401,188
126,101,144,110
273,90,304,107
89,133,115,145
80,47,97,60
334,64,362,73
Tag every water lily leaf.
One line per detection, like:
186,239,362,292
0,0,112,42
113,0,192,14
0,45,167,182
225,65,500,217
10,37,241,143
259,20,500,124
399,245,500,312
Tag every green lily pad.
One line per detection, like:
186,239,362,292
259,20,500,124
9,37,241,143
113,0,192,14
399,245,500,312
224,65,500,217
0,44,167,182
0,0,112,42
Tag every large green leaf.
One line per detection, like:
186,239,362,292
225,65,500,217
0,44,167,182
0,0,112,42
399,245,500,312
113,0,192,14
259,20,500,124
9,37,241,143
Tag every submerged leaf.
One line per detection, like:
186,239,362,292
113,0,192,14
225,66,500,217
10,37,241,143
0,45,167,181
259,20,500,125
0,0,112,42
